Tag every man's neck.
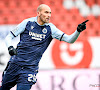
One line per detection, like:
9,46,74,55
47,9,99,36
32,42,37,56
37,17,45,25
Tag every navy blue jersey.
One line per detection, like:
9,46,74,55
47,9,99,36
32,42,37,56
5,16,80,70
11,21,52,70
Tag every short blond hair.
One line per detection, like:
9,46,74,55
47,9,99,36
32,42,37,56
37,4,50,12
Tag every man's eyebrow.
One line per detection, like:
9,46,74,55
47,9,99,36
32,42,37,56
45,11,51,13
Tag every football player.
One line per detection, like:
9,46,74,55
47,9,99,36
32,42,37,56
0,4,88,90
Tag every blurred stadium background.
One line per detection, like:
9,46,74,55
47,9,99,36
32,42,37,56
0,0,100,90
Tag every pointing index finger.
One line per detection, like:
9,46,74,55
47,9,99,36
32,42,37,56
82,20,89,24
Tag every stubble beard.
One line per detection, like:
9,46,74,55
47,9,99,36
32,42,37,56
40,15,49,24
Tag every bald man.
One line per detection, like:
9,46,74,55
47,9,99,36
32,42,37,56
0,4,88,90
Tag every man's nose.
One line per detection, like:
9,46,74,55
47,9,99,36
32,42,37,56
48,13,51,17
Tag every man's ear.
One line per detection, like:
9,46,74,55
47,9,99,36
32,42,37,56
37,11,40,17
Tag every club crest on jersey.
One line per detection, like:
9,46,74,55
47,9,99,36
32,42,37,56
31,26,34,30
42,28,47,34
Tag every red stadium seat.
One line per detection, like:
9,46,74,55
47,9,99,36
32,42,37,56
0,8,11,16
7,0,17,8
0,1,6,8
0,16,9,24
85,0,95,7
96,0,100,5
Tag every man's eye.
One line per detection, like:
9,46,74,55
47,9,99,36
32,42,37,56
45,11,48,13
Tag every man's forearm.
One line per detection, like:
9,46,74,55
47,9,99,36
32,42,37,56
61,30,80,43
5,32,14,47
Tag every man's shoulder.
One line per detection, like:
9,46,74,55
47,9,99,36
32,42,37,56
19,17,36,26
48,23,56,27
24,17,36,22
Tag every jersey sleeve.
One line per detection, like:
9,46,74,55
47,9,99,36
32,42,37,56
10,19,28,37
50,23,80,43
5,19,28,47
50,23,64,40
61,30,80,43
